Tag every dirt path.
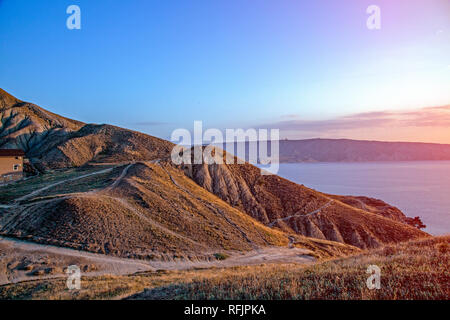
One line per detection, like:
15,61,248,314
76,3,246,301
1,161,315,285
0,236,314,286
268,200,334,227
102,163,134,192
0,237,150,268
157,162,259,249
14,167,114,204
0,236,153,285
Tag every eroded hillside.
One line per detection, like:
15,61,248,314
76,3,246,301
178,151,427,249
0,161,359,260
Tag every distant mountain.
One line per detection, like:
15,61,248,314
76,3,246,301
219,139,450,163
278,139,450,162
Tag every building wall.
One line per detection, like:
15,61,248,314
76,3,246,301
0,156,24,183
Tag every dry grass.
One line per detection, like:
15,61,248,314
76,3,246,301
1,236,446,300
35,167,121,198
0,265,288,300
0,165,115,204
131,236,449,300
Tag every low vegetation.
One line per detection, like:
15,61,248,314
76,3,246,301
132,236,449,300
214,253,229,261
0,236,447,300
0,165,115,204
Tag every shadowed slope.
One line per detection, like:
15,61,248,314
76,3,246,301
38,124,173,169
0,88,172,169
0,89,83,156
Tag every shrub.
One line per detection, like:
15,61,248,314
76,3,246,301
214,253,229,261
435,242,448,254
381,246,396,256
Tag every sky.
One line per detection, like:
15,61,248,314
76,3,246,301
0,0,449,143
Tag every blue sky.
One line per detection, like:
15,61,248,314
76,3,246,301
0,0,449,142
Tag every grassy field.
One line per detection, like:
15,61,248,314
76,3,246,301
132,235,449,300
0,266,282,300
0,236,447,300
0,165,116,204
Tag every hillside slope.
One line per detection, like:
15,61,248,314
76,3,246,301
179,152,427,248
0,161,358,260
0,88,172,170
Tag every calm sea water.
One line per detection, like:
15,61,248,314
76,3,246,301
270,161,450,235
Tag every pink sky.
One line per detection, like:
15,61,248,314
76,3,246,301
267,105,450,144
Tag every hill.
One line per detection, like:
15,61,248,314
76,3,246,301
178,152,427,248
0,160,360,260
0,89,172,170
0,88,428,257
221,139,450,163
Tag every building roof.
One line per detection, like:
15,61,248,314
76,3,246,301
0,149,25,156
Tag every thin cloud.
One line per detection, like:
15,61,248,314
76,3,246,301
260,105,450,134
133,121,171,127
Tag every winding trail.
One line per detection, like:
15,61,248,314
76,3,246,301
102,163,134,192
2,163,131,209
0,235,315,286
268,200,334,227
157,162,258,249
1,160,317,287
14,167,114,204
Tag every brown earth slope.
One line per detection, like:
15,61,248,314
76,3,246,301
178,151,427,249
0,161,358,260
328,195,408,222
0,88,172,170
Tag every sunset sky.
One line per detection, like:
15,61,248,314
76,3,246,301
0,0,449,143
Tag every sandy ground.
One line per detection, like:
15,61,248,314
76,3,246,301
0,236,314,286
0,236,151,285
